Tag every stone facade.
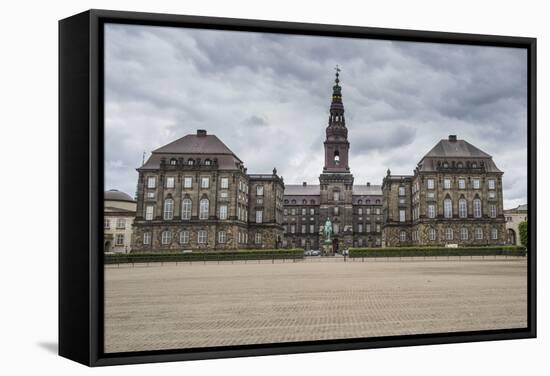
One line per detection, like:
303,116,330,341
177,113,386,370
382,135,507,247
504,204,528,245
131,130,284,252
128,72,509,252
104,190,136,253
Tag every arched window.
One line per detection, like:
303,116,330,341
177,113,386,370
400,231,407,242
291,199,296,204
491,228,498,240
181,198,192,220
204,159,211,165
428,228,436,241
472,162,478,168
310,199,315,205
376,199,380,204
473,198,482,218
444,198,453,218
460,227,468,240
334,150,340,165
302,199,307,205
366,199,371,204
458,198,467,218
333,190,340,201
443,161,449,168
256,185,264,196
169,158,177,165
457,162,463,168
187,159,194,165
358,199,363,205
199,198,209,219
445,227,453,240
163,198,174,220
284,199,289,204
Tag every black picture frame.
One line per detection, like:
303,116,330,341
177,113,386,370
59,9,537,367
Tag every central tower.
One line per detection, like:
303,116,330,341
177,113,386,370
319,67,354,253
323,67,350,173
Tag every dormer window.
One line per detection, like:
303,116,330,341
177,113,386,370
169,158,177,165
187,159,194,165
204,159,211,166
472,162,478,168
443,161,449,168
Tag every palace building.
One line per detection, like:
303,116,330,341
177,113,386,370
130,71,506,252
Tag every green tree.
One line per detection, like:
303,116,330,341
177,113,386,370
518,220,528,248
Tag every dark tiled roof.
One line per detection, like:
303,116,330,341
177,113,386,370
418,138,502,173
104,190,135,202
141,133,243,171
284,184,321,196
423,139,491,158
352,185,383,195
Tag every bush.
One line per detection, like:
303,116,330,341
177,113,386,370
518,221,528,248
105,249,304,264
349,246,526,258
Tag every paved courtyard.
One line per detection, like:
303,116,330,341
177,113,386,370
104,258,527,353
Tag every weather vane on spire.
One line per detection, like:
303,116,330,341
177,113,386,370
334,64,341,85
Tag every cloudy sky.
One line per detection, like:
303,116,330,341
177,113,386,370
104,23,528,209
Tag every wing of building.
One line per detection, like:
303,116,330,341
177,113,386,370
128,71,508,252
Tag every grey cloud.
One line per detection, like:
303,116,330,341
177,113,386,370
104,24,528,209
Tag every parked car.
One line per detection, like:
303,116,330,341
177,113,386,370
310,250,321,256
342,249,349,256
304,250,312,256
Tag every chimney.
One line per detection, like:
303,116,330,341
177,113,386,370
367,182,371,187
197,129,207,137
302,182,307,186
448,135,457,142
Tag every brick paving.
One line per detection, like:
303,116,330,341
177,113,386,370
104,258,527,353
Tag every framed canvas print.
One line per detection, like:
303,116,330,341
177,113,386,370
59,9,536,366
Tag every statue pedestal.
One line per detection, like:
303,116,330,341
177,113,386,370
322,242,333,256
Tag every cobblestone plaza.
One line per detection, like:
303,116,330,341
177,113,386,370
104,258,527,353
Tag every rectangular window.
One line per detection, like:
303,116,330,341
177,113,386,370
161,231,171,245
398,186,405,196
219,205,228,220
366,224,371,233
476,228,483,240
458,179,466,189
291,208,296,216
445,228,453,241
310,208,315,215
490,205,497,218
104,219,110,229
429,228,436,241
310,224,315,233
290,225,295,234
302,208,306,216
166,176,175,188
301,225,306,233
427,179,435,190
444,199,453,218
220,191,228,198
460,228,468,240
491,228,498,240
255,210,263,224
358,224,363,233
376,208,380,215
488,179,496,190
115,234,124,246
473,179,480,189
333,191,340,201
489,191,496,199
255,233,262,244
444,178,451,189
220,177,229,189
198,230,207,244
399,210,406,222
376,224,380,232
146,191,156,199
143,232,151,245
218,231,226,244
256,185,264,196
145,205,154,220
147,176,156,189
116,218,125,229
201,177,209,188
358,208,363,215
180,231,189,244
183,177,192,188
284,209,288,216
